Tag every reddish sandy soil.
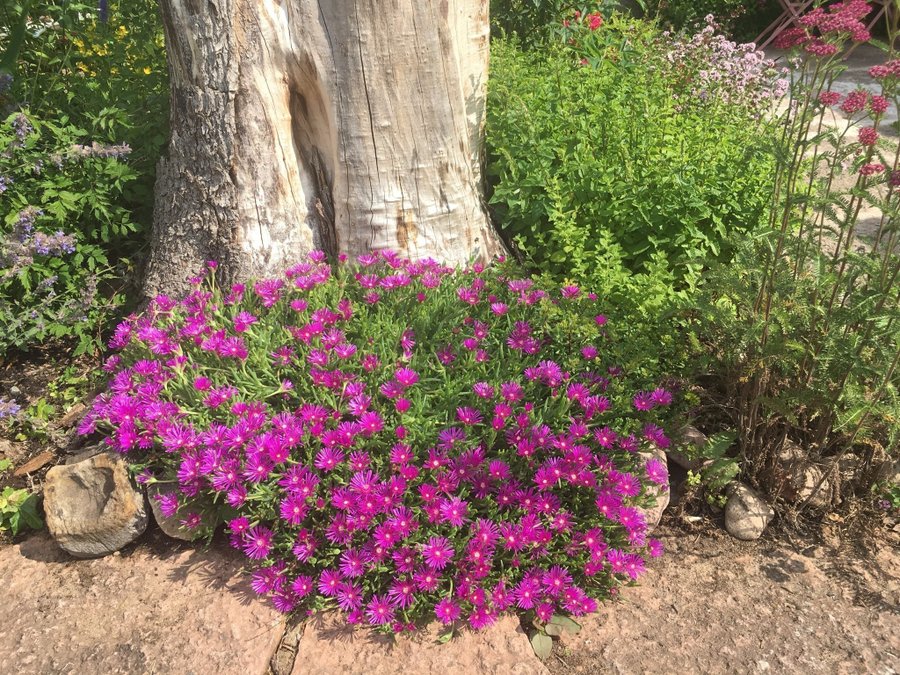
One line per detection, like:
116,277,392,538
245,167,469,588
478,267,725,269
3,517,896,675
547,521,899,675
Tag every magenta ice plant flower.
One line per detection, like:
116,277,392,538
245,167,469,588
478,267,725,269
82,252,676,630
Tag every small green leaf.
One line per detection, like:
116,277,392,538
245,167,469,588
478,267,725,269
530,632,553,661
548,615,582,635
544,624,564,637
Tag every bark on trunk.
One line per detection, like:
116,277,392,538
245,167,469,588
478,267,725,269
145,0,501,297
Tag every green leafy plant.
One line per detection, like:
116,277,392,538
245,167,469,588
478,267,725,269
697,431,739,502
696,2,900,511
0,109,136,355
528,613,581,659
0,1,168,355
646,0,780,41
6,1,169,224
487,17,778,304
490,1,643,45
0,486,43,536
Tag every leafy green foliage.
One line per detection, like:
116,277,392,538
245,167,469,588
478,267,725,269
646,0,780,41
528,611,581,659
490,1,642,45
697,431,739,497
0,1,168,355
692,15,900,508
7,1,169,224
486,21,775,305
0,110,135,354
0,486,43,536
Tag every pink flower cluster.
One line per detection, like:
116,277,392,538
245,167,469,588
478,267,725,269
83,253,675,632
662,16,787,115
869,59,900,80
774,0,873,53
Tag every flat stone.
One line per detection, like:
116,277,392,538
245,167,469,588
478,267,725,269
147,483,214,541
875,458,899,485
58,401,87,429
292,613,548,675
777,439,805,465
0,437,29,465
0,532,284,674
637,447,670,531
43,452,148,558
63,445,103,465
725,483,774,541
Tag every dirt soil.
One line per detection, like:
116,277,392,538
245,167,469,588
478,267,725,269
548,522,900,675
1,518,897,675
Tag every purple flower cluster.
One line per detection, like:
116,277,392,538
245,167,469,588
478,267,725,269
0,396,21,420
11,114,32,146
1,208,76,281
84,252,675,632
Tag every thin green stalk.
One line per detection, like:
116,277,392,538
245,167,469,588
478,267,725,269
799,343,900,512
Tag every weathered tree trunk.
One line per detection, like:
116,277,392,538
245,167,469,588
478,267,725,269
145,0,502,297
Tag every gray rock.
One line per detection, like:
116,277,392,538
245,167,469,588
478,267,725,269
874,458,899,486
637,447,670,531
771,440,833,509
724,482,774,541
43,452,148,558
777,439,805,465
0,437,29,465
64,445,103,465
792,464,833,511
147,483,209,541
667,425,707,471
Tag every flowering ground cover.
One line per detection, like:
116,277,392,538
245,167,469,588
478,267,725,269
80,251,676,632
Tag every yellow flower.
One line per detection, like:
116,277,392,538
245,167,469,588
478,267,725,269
92,44,109,56
117,25,128,39
143,66,152,75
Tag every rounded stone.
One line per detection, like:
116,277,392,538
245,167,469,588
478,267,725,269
147,483,212,542
724,482,774,541
43,452,148,558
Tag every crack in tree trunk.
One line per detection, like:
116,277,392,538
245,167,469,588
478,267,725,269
147,0,501,298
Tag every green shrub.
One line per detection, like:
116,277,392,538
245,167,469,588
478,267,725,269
7,1,169,225
490,1,641,45
0,485,43,537
0,1,168,355
694,4,900,511
486,17,778,301
0,110,136,354
647,0,780,42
